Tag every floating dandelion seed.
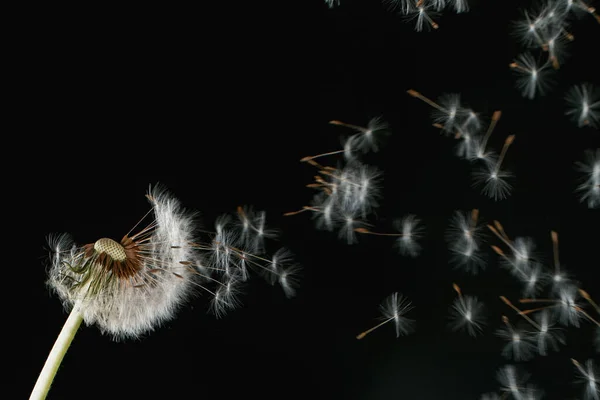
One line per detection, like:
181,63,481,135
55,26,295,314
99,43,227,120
496,364,531,399
472,135,516,201
445,209,488,274
510,52,554,99
575,148,600,209
500,296,565,356
496,315,536,361
403,0,440,31
356,292,415,339
565,83,600,128
472,110,502,165
355,214,424,257
329,117,391,153
448,283,487,336
571,358,599,400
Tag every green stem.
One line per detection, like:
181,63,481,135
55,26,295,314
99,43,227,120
30,302,84,400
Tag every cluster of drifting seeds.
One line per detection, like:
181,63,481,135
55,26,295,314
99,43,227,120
284,117,424,255
321,2,600,399
509,0,600,101
408,89,517,201
476,223,599,399
326,0,470,32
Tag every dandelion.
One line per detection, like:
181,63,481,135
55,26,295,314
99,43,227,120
403,0,440,31
548,230,574,293
407,89,463,134
571,358,599,400
496,315,536,361
511,8,556,49
561,0,600,23
235,206,278,255
355,214,424,257
472,135,516,201
471,110,502,165
565,83,600,128
445,209,488,274
518,284,600,328
496,364,530,399
532,309,566,355
287,140,383,242
356,292,416,339
510,52,554,99
451,0,469,13
32,185,300,400
574,148,600,209
488,221,543,292
32,185,202,400
329,117,391,153
448,283,487,336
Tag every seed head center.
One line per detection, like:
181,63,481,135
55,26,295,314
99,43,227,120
94,238,127,262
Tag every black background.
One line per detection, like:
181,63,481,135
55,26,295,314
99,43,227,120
15,1,599,399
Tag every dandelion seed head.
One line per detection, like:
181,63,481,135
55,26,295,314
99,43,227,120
47,185,199,340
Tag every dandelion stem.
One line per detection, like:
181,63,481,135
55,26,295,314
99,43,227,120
575,307,600,328
479,111,501,156
500,296,542,330
329,120,365,132
551,230,560,275
579,289,600,314
494,135,515,174
301,149,347,162
30,302,84,400
406,90,447,113
356,317,394,339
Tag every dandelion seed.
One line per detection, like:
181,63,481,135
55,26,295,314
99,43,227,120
355,214,424,257
445,209,487,274
511,8,553,49
404,0,440,31
356,292,416,339
510,52,554,99
519,284,591,328
330,117,391,153
571,358,599,400
451,0,469,13
565,83,600,128
448,283,486,336
488,222,540,285
496,316,536,361
407,89,464,133
532,309,566,356
548,230,575,293
574,148,600,209
497,364,531,399
471,110,502,165
472,135,515,200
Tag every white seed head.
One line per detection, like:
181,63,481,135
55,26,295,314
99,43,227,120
47,185,199,340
